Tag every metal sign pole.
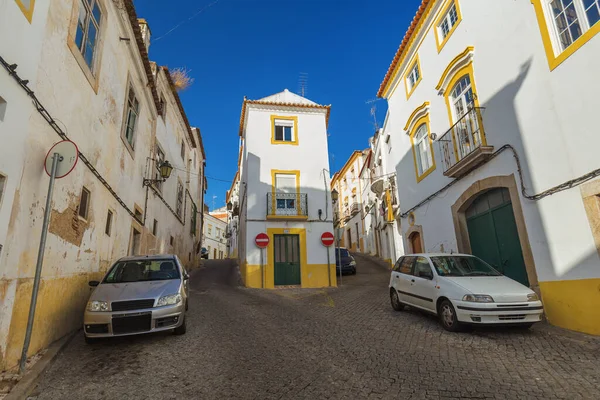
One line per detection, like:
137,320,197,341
261,247,265,289
20,153,60,374
336,229,342,287
326,244,331,287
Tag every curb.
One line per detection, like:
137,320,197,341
5,331,77,400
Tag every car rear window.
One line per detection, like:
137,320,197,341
335,249,350,258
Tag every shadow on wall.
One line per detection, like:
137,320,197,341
239,152,335,288
393,57,600,335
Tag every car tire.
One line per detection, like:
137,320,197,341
352,269,357,275
174,317,187,335
185,300,189,311
438,299,463,332
390,289,404,311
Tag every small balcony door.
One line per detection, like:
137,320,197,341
450,75,481,159
275,173,298,216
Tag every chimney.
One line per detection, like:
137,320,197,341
138,18,151,52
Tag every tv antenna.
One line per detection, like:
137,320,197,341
298,72,308,97
366,98,381,131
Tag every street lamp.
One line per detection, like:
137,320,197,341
331,189,339,203
143,160,174,186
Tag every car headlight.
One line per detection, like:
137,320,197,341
156,294,182,307
87,300,109,312
349,260,356,266
527,293,540,302
462,294,494,303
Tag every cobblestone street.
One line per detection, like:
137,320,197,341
31,255,600,400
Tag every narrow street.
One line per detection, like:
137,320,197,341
31,256,600,400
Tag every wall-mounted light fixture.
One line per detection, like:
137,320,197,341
143,160,174,186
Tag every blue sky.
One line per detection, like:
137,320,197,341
133,0,421,211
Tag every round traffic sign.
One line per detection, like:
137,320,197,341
255,233,270,248
321,232,335,247
44,140,79,179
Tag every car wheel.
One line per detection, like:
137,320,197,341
352,268,357,275
174,317,187,335
390,289,404,311
438,299,463,332
185,300,189,311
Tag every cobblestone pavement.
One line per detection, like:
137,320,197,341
31,255,600,400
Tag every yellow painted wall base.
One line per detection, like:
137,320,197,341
539,278,600,336
384,259,393,269
4,272,103,370
240,262,336,289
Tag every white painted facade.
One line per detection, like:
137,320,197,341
379,0,600,334
0,0,204,370
203,213,227,259
225,170,240,258
237,89,336,288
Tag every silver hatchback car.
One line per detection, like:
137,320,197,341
83,255,189,343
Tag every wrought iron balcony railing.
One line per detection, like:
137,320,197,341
438,107,492,177
267,193,308,218
350,202,360,216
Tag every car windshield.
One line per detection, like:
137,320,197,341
430,256,501,277
335,249,350,259
103,260,180,283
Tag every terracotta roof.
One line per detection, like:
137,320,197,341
377,0,434,98
161,66,197,148
123,1,160,113
238,97,331,137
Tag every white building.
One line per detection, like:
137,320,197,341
378,0,600,335
203,212,227,259
225,170,241,258
237,89,336,288
331,151,367,252
0,0,205,370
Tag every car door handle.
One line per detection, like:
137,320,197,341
411,279,415,283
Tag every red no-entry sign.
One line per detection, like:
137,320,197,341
255,233,270,248
321,232,335,247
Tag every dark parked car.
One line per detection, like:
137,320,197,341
200,247,209,259
335,247,356,275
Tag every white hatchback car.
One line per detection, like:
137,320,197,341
389,253,543,331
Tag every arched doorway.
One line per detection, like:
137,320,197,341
409,232,423,254
465,187,529,286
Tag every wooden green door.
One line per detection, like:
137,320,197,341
466,188,529,286
274,234,301,286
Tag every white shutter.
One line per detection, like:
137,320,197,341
275,174,296,193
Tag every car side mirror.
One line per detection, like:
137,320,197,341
419,271,433,280
183,273,189,280
88,281,100,287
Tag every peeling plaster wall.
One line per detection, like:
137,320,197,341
0,1,204,370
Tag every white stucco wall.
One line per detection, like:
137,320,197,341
383,0,600,283
203,213,227,258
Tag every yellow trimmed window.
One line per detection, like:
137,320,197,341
404,55,422,99
533,0,600,69
410,117,435,182
435,0,462,52
271,115,298,145
14,0,35,22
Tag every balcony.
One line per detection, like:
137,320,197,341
438,107,493,178
350,202,360,216
266,193,308,220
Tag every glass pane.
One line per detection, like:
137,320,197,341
449,4,458,25
75,25,85,50
92,2,101,24
441,20,450,37
569,21,582,41
586,5,600,26
551,0,564,15
286,199,295,209
565,3,578,24
284,126,292,141
276,199,286,209
87,21,97,50
555,13,568,30
275,126,283,141
84,43,94,66
560,30,573,48
487,188,505,209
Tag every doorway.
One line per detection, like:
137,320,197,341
466,188,529,286
409,232,423,254
129,227,141,256
273,234,301,285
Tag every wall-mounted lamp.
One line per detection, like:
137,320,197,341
331,189,339,202
143,160,174,186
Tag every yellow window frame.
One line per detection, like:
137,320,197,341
14,0,35,23
269,170,305,219
434,0,463,53
403,54,423,100
271,115,299,145
442,60,485,163
409,113,436,183
532,0,600,71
